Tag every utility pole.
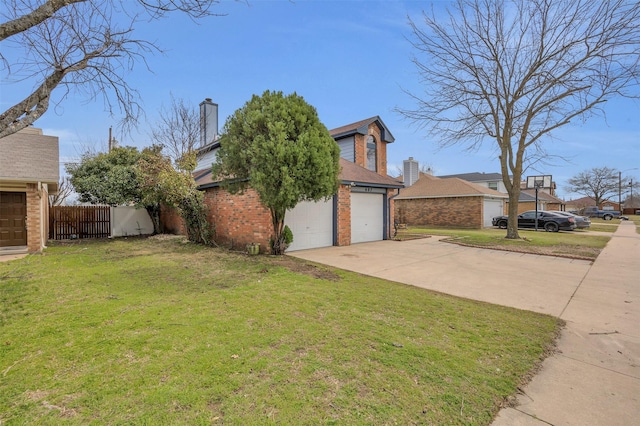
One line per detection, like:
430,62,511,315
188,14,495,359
630,179,634,212
619,171,622,214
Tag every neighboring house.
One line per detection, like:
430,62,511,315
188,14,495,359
505,189,565,214
0,127,59,253
565,196,620,213
162,101,403,252
438,172,507,193
395,172,508,228
438,170,565,213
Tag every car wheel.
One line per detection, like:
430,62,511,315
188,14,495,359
545,222,559,232
497,220,507,229
603,214,612,220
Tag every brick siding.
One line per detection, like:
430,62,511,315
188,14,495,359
25,184,41,252
395,196,484,229
505,201,564,215
203,187,273,252
336,184,351,246
352,122,388,175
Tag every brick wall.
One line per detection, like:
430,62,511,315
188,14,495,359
336,184,351,246
395,196,484,229
351,122,388,176
204,187,273,252
505,201,564,215
160,204,186,235
25,184,41,252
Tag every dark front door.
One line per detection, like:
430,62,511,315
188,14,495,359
0,192,27,247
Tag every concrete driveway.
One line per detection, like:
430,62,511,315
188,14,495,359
289,223,640,426
290,235,592,316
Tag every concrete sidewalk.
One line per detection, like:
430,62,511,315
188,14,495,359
290,222,640,425
493,221,640,426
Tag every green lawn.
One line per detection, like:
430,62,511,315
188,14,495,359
397,227,610,259
0,237,561,425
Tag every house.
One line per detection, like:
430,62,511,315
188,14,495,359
565,196,620,213
505,189,565,214
162,100,403,252
438,172,507,193
439,171,565,213
0,127,59,253
395,172,508,228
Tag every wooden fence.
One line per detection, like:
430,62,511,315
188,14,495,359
49,206,111,240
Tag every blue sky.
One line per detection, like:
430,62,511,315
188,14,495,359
2,0,639,199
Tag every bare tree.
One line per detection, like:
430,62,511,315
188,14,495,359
150,94,200,164
49,176,74,207
400,0,640,238
0,0,222,139
565,167,619,207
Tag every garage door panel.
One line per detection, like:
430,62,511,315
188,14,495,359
285,199,333,251
351,192,383,244
484,199,504,227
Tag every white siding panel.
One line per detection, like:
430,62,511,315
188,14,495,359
351,192,383,244
483,199,504,227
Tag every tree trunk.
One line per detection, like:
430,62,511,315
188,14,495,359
270,208,286,255
506,187,521,239
145,204,162,235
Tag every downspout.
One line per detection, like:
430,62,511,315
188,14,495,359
388,188,401,239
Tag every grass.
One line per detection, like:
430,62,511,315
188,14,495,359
0,236,561,425
396,227,610,259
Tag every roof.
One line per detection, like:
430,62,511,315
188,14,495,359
396,174,508,199
329,116,395,143
194,158,403,190
437,172,504,182
338,158,403,188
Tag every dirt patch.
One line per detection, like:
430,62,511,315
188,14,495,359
272,257,341,281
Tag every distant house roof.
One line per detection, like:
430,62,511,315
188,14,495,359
437,172,504,182
566,196,596,206
329,116,395,143
396,173,508,199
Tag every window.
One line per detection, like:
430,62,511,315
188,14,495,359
488,182,498,190
366,135,377,172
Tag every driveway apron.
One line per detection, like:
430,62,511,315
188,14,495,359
289,222,640,425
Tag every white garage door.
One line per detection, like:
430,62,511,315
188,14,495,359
483,199,504,227
285,199,333,251
351,192,384,244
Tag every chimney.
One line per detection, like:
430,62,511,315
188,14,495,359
200,98,218,147
403,157,419,187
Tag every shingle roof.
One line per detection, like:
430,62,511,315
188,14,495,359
437,172,504,181
339,158,403,188
329,116,395,143
396,174,508,199
194,159,403,190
